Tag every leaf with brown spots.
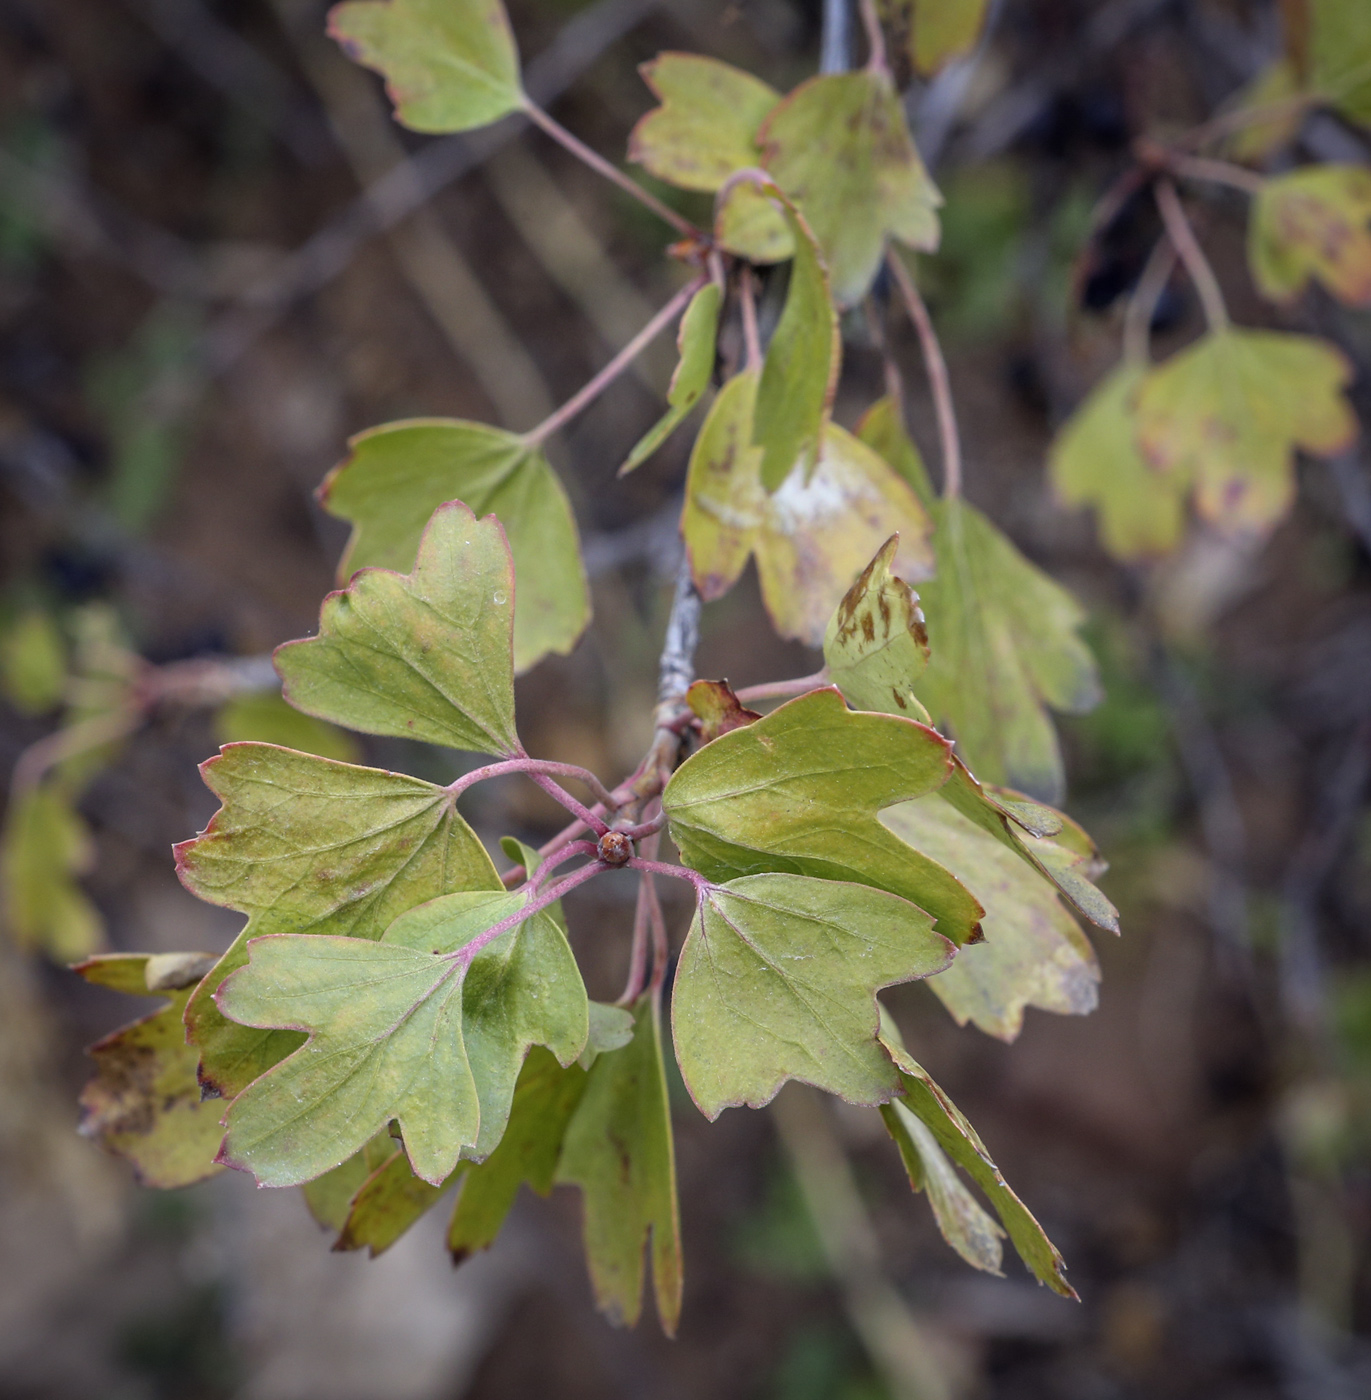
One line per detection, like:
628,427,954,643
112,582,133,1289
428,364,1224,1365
686,679,760,742
75,952,225,1189
1249,164,1371,307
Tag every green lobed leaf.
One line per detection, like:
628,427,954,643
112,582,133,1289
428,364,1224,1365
178,743,501,1099
672,873,953,1118
662,687,983,945
879,1014,1075,1297
336,1146,455,1255
74,952,224,1188
2,784,103,959
761,70,941,305
885,1098,1005,1274
303,1129,397,1231
823,533,932,723
619,282,722,475
215,692,360,765
327,0,524,134
913,497,1101,804
277,501,520,755
1049,363,1188,563
320,420,590,674
628,53,780,192
216,886,587,1187
1135,328,1357,537
750,190,841,491
681,371,934,646
556,991,683,1335
1309,0,1371,126
1248,164,1371,308
882,798,1100,1039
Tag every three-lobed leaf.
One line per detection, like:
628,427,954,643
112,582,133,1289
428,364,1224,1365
1049,363,1188,563
328,0,524,133
75,952,224,1188
320,421,589,673
556,992,683,1334
179,743,501,1098
619,282,722,475
216,887,587,1187
682,371,933,646
278,502,521,756
1249,164,1371,307
672,873,952,1118
760,70,941,305
663,687,983,944
1135,328,1357,537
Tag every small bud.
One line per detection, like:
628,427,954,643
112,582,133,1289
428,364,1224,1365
597,831,633,866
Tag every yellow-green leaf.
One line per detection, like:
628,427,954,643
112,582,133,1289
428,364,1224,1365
556,991,683,1335
277,501,520,757
682,371,933,646
320,419,590,674
908,0,992,76
1136,328,1357,537
1221,59,1304,162
672,873,953,1118
663,687,983,945
855,395,936,507
1249,164,1371,307
1049,363,1188,562
879,1013,1074,1296
335,1147,455,1255
215,692,360,764
328,0,523,133
75,952,224,1188
302,1130,398,1231
619,282,721,475
1309,0,1371,126
913,498,1101,803
1,785,102,959
179,744,501,1099
0,608,65,714
761,70,941,305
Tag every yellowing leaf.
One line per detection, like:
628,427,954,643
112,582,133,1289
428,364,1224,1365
879,1014,1074,1296
761,70,941,305
556,992,682,1335
913,499,1101,803
277,501,520,757
882,798,1100,1039
328,0,523,134
217,887,587,1187
1049,363,1188,562
320,420,590,674
672,873,953,1118
752,191,841,490
663,687,983,945
215,692,360,764
685,679,760,742
179,743,501,1099
908,0,992,76
1309,0,1371,126
0,608,65,714
682,371,933,646
1249,164,1371,307
629,53,780,191
619,282,721,475
75,952,224,1188
1221,60,1304,162
1136,329,1357,536
715,182,795,262
823,533,932,722
856,395,936,507
1,785,102,959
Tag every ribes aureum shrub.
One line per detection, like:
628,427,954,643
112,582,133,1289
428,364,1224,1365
17,0,1366,1337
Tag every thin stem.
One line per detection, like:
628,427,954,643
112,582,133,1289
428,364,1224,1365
526,839,600,896
615,813,665,841
645,859,670,994
528,771,610,837
448,755,617,808
11,705,141,795
1122,235,1177,367
1165,151,1266,196
523,276,705,447
626,855,710,893
733,670,830,705
1179,91,1314,153
886,251,962,499
523,101,698,239
457,859,606,963
1154,179,1229,332
858,0,887,72
740,265,762,373
619,825,660,1005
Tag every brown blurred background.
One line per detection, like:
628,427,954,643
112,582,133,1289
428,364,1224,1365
2,0,1371,1396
